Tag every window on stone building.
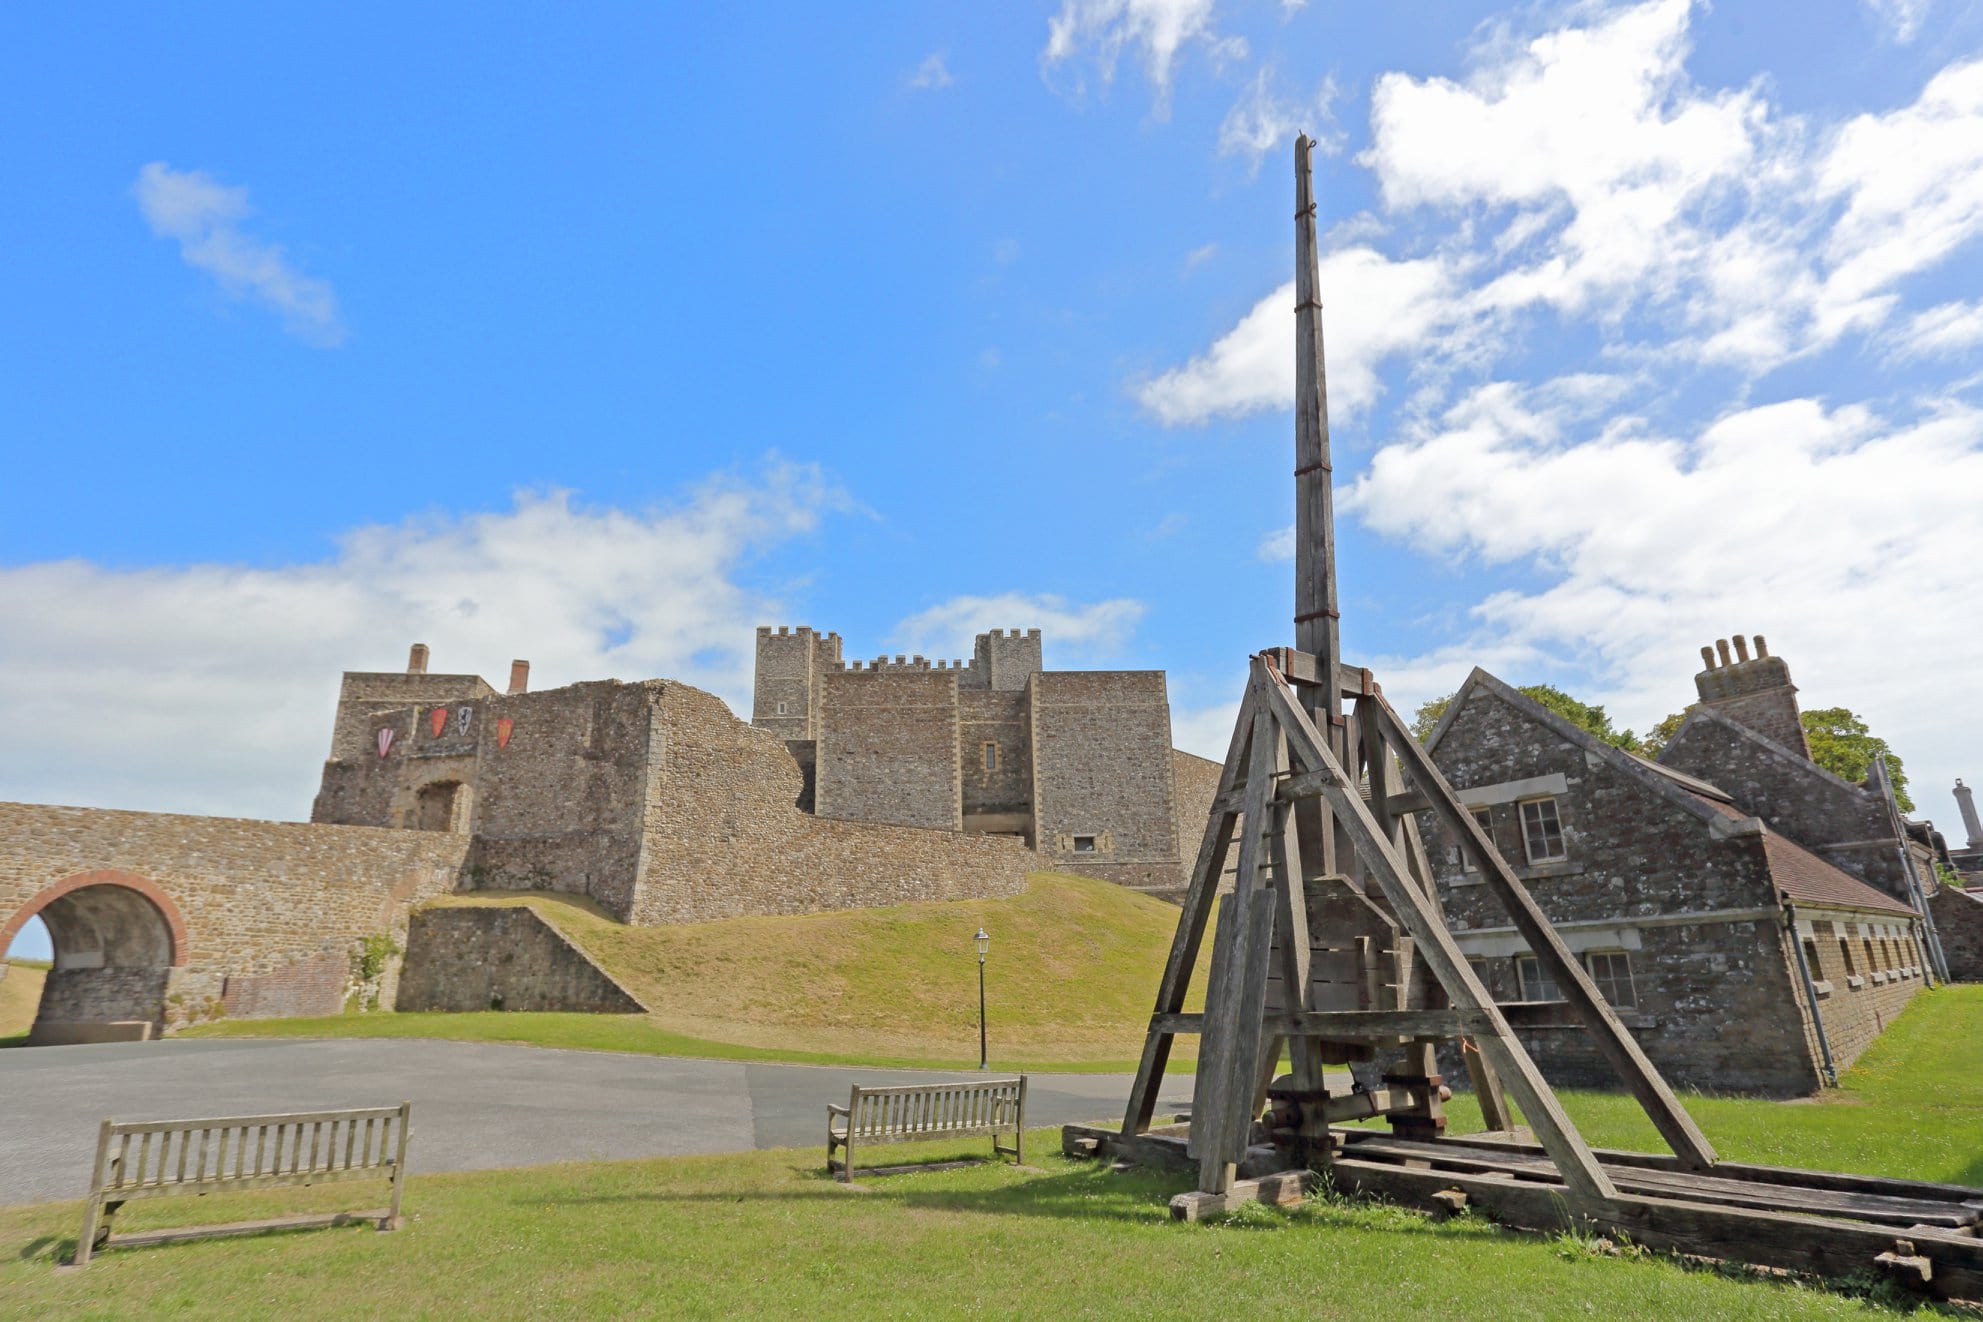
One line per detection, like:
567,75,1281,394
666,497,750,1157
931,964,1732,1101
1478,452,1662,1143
1519,798,1567,863
1514,955,1563,1002
1466,958,1492,992
776,701,788,715
1460,807,1493,871
1801,936,1823,979
1583,950,1636,1008
1839,937,1857,978
1072,835,1097,854
983,742,999,772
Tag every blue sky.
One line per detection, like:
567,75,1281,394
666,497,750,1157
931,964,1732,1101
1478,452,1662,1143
5,1,1983,966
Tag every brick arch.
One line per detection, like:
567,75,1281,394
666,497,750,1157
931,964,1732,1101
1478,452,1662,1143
1,870,190,967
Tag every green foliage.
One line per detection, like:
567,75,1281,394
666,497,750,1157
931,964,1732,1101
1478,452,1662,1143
1412,684,1645,753
351,934,402,986
1801,707,1913,811
1640,709,1692,757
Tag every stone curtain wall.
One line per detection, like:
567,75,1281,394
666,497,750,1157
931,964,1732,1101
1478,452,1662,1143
396,907,646,1013
815,669,963,832
1029,672,1181,878
1931,886,1983,981
459,681,659,920
1428,687,1827,1095
630,683,1029,925
1170,749,1226,869
960,688,1032,830
0,802,467,1031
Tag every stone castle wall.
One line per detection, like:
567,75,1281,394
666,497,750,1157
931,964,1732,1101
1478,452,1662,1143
960,688,1032,829
1170,749,1225,869
1931,886,1983,982
1031,671,1180,876
0,802,467,1031
631,683,1030,925
396,906,646,1013
815,669,963,832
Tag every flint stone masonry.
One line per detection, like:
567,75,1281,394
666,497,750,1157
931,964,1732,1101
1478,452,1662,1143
1932,886,1983,982
815,669,963,832
1425,670,1923,1096
1693,636,1811,758
0,802,467,1037
396,907,646,1013
1031,671,1178,876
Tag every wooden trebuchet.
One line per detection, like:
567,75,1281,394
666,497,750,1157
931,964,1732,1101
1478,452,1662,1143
1063,132,1983,1303
74,1102,411,1265
827,1077,1026,1182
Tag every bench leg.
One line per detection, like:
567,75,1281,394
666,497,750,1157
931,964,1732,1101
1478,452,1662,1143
839,1134,855,1183
74,1195,102,1267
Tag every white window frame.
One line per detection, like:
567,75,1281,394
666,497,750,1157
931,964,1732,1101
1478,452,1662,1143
1513,954,1563,1003
1583,949,1635,1009
1461,806,1493,871
1519,797,1567,863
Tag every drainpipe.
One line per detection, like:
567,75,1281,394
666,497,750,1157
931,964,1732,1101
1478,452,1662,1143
1873,755,1948,985
1784,902,1838,1088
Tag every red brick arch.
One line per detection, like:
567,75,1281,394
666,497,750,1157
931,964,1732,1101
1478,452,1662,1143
1,869,190,967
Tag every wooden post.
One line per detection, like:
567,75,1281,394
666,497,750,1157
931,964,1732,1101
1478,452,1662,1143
73,1118,114,1266
385,1100,411,1230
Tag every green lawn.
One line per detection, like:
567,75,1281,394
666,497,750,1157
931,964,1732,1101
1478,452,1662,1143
4,988,1979,1316
182,873,1216,1072
1,957,49,1043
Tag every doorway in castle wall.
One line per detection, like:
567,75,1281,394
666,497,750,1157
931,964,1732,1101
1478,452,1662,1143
415,780,470,832
0,874,185,1046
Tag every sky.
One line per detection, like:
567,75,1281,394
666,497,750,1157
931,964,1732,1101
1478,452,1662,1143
5,1,1983,966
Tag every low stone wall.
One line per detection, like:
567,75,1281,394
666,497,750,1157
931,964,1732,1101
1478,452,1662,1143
396,907,646,1013
1930,886,1983,982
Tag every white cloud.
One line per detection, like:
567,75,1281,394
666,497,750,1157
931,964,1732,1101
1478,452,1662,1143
1170,697,1242,761
1895,300,1983,358
1219,68,1342,173
909,52,954,90
1257,525,1294,562
1344,381,1983,795
1136,247,1458,424
133,162,344,346
890,592,1147,665
0,463,845,820
1864,0,1932,42
1042,0,1221,110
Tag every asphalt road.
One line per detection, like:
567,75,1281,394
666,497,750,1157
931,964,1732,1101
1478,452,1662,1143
0,1039,1176,1206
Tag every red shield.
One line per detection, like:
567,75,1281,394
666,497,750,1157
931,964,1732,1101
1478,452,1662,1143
429,707,449,738
497,717,514,750
377,727,394,758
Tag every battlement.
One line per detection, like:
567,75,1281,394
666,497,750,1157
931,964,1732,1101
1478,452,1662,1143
838,655,977,675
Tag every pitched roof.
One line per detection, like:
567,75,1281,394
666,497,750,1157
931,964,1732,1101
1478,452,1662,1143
1762,831,1919,917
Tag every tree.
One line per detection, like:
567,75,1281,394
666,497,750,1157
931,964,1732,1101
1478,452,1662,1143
1801,707,1913,812
1640,709,1692,758
1411,684,1643,752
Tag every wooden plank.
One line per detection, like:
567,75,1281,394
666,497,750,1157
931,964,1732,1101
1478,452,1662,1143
1258,673,1617,1204
1275,648,1373,701
106,1106,404,1136
1170,1169,1315,1222
100,1209,394,1253
1152,1009,1486,1038
1120,682,1255,1137
1328,1159,1983,1304
1363,690,1720,1173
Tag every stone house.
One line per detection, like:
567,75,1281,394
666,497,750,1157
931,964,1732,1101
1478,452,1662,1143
751,625,1215,896
1425,658,1929,1096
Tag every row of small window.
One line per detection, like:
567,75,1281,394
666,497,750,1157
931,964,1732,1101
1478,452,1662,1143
1459,796,1567,868
1803,929,1913,984
1468,949,1636,1008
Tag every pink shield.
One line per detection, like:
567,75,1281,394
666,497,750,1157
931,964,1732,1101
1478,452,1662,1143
377,727,394,758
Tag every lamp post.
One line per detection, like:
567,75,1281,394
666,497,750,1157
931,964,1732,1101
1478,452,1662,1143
973,927,990,1070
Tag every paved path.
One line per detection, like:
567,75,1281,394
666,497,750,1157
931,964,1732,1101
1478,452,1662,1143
0,1039,1183,1206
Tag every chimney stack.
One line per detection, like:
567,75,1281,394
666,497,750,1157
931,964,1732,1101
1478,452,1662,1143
1693,633,1810,758
1956,778,1983,851
508,660,530,696
407,643,430,675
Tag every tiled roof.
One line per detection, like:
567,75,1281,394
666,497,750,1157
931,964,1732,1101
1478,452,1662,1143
1762,832,1919,917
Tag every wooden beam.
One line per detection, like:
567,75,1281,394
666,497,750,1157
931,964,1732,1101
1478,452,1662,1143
1257,672,1617,1204
1119,682,1254,1137
1363,689,1720,1173
1152,1008,1490,1038
1170,1170,1315,1222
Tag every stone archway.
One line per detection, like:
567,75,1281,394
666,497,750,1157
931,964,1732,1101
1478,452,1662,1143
0,871,187,1045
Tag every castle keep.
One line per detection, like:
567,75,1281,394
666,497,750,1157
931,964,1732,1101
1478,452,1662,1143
750,625,1207,894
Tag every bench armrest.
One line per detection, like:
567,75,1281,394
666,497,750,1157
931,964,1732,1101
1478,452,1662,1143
827,1104,850,1118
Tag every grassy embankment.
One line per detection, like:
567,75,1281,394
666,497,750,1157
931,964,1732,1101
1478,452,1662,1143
0,957,50,1044
7,986,1981,1317
182,873,1215,1072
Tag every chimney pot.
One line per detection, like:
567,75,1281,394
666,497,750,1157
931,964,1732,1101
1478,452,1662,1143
408,643,430,675
1700,645,1716,670
1716,639,1733,667
1733,636,1751,663
1754,635,1769,658
508,660,530,695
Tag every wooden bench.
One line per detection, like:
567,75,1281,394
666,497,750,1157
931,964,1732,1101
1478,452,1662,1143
827,1077,1026,1182
73,1102,411,1265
